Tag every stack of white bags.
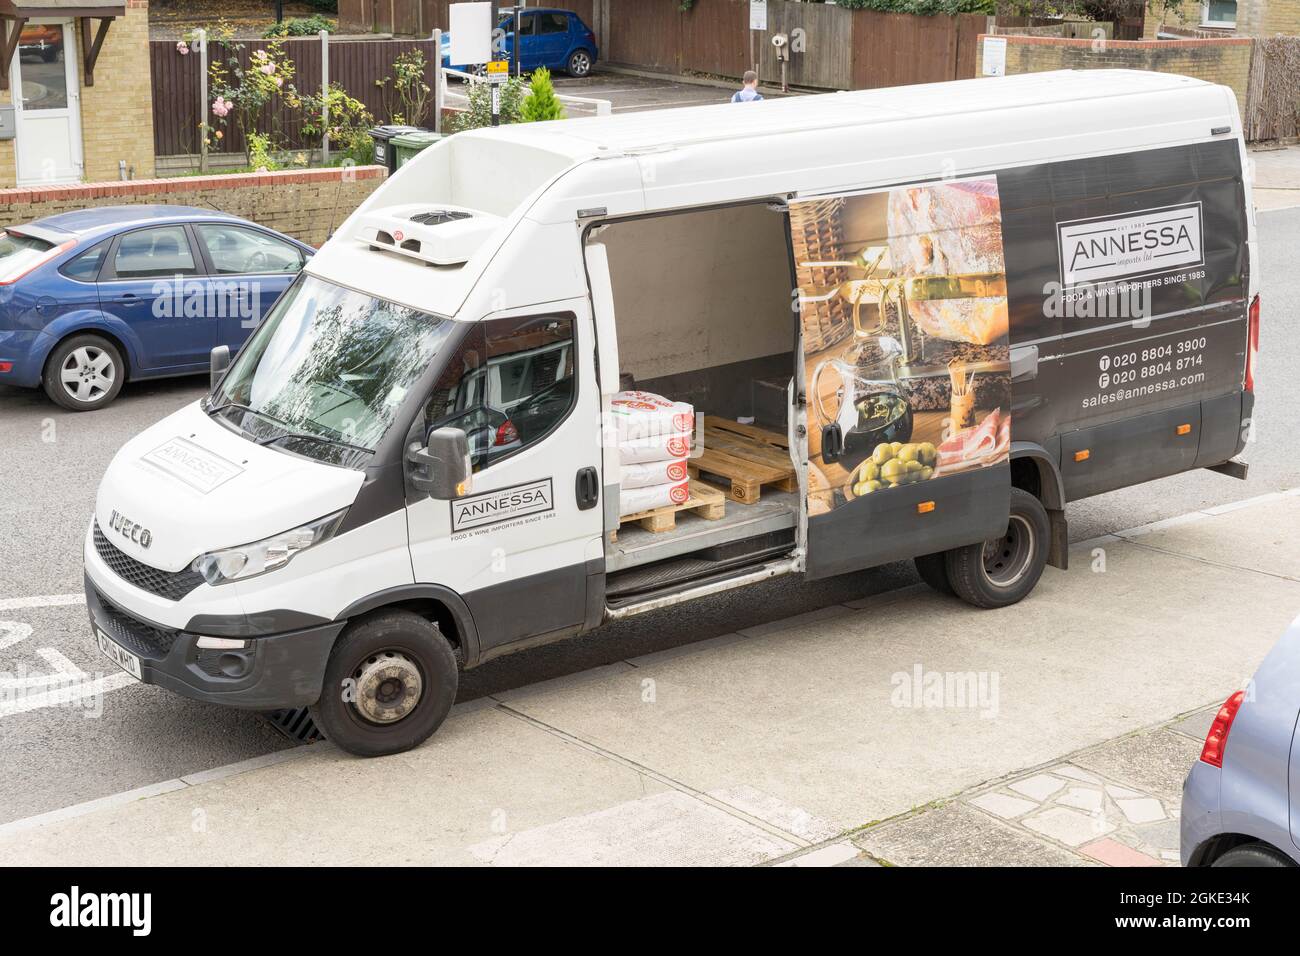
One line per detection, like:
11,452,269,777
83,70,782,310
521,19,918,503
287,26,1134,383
610,390,695,516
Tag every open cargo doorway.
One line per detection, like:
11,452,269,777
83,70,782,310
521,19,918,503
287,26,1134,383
587,201,802,605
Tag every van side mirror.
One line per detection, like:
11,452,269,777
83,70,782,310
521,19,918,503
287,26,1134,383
407,427,472,499
210,345,231,389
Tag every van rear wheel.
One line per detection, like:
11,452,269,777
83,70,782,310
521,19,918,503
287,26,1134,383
944,488,1049,609
310,610,458,757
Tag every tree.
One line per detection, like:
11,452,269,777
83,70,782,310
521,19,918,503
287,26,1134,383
520,68,566,123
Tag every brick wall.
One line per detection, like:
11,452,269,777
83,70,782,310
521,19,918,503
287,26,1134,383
975,35,1253,120
0,166,388,246
1144,0,1300,37
0,0,156,187
80,0,156,184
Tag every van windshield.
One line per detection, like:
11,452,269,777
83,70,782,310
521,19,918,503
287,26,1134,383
211,275,453,465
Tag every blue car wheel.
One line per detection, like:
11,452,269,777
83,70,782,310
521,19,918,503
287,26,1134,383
41,333,126,411
567,49,592,77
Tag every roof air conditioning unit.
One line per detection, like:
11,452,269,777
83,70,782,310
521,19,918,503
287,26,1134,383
354,203,502,266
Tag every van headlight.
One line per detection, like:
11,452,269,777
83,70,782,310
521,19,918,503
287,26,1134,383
191,509,347,586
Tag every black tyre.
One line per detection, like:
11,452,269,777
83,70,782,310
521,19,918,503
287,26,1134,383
42,334,125,411
310,610,458,757
1212,843,1296,867
914,551,954,596
567,49,593,77
945,487,1050,609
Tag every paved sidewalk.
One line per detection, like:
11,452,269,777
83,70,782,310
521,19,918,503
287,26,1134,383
3,491,1297,866
1250,145,1300,212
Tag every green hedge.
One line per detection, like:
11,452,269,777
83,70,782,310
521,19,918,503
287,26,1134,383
833,0,996,14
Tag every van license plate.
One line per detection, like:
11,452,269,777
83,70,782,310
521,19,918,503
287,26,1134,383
96,629,142,681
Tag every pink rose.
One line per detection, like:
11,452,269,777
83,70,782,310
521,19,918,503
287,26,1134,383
260,62,276,75
177,41,189,55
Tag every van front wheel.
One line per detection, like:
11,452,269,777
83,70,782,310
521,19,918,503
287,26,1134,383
944,488,1049,609
310,610,458,757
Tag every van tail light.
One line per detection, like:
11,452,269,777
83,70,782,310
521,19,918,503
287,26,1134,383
494,420,519,446
1199,689,1246,768
1245,294,1259,392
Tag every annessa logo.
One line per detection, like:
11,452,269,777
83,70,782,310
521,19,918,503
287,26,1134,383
1057,202,1203,286
49,886,151,936
450,478,554,532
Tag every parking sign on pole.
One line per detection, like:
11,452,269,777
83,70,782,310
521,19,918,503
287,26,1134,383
487,59,508,126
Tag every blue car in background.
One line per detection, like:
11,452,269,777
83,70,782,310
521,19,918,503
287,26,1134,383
0,206,313,411
442,7,598,78
1182,616,1300,866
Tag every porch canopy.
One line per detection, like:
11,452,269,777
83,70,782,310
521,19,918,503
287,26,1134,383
0,0,126,89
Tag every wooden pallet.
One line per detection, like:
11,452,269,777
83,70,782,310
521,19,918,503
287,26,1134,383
612,479,727,540
688,417,797,505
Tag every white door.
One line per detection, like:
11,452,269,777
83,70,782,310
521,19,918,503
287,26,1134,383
406,300,606,658
10,21,83,185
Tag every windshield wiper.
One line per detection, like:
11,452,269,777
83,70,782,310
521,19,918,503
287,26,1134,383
206,399,287,429
257,431,373,456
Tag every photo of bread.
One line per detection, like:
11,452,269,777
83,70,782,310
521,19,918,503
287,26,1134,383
791,175,1013,510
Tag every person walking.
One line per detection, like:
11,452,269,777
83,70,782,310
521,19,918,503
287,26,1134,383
731,71,764,103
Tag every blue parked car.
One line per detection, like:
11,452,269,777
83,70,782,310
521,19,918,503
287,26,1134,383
442,7,598,78
0,206,313,411
1181,617,1300,866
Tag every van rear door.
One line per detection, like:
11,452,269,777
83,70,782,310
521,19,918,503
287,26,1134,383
789,180,1012,579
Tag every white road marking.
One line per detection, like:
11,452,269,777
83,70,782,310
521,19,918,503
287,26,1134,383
0,621,33,651
0,593,85,612
36,647,87,678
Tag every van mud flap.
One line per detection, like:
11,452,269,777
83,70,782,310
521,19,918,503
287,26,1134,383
805,465,1010,580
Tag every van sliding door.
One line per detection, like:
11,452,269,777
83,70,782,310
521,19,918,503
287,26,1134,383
790,180,1011,579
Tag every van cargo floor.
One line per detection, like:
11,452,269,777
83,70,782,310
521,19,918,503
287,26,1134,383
606,489,798,573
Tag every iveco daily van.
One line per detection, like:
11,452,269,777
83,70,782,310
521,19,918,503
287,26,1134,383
84,70,1258,755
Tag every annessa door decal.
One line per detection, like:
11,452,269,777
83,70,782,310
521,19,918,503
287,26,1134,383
792,176,1012,515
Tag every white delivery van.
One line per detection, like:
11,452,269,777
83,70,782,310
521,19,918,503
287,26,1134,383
85,70,1258,755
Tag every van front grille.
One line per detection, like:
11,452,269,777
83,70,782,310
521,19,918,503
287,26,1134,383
93,589,178,661
93,522,205,602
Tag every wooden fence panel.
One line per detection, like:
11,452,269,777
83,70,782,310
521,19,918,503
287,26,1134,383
759,1,853,91
1245,36,1300,142
851,10,963,90
153,37,439,157
954,13,985,80
606,0,679,72
679,0,748,77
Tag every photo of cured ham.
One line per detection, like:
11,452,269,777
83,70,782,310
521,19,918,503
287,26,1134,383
935,409,1011,476
886,178,1010,347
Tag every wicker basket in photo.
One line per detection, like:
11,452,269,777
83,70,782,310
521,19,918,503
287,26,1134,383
790,198,853,353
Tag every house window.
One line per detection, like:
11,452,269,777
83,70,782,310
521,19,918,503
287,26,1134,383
1203,0,1237,25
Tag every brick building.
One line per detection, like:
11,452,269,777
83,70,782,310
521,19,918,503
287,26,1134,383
0,0,154,188
1144,0,1300,36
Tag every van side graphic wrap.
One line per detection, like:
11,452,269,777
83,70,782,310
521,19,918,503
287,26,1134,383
997,138,1247,433
792,176,1013,516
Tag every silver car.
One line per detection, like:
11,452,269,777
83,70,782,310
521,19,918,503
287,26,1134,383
1181,617,1300,866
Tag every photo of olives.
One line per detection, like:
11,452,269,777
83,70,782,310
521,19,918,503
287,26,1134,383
791,176,1013,514
847,441,938,498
